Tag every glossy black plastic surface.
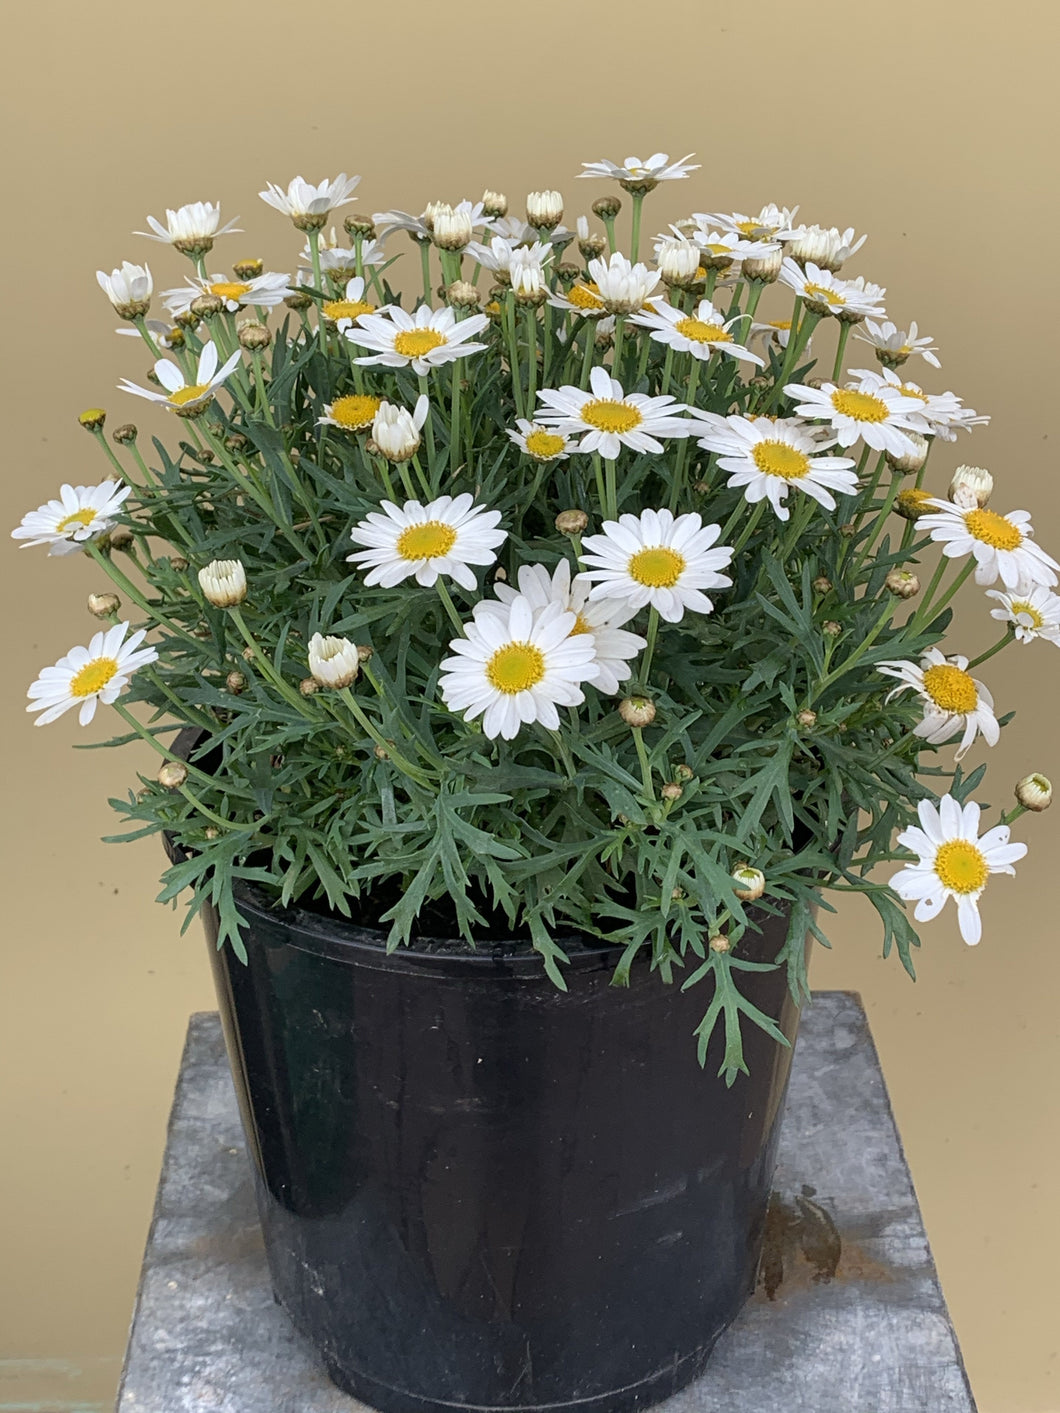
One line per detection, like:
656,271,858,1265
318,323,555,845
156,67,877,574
193,864,805,1413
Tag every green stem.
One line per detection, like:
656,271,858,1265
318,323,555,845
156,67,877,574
417,374,438,470
111,701,238,827
435,578,466,635
968,632,1013,669
91,427,130,481
630,191,644,263
523,305,538,408
668,358,701,510
336,687,434,788
228,607,317,716
419,240,432,304
640,607,661,684
250,352,277,428
450,363,462,476
633,727,655,800
832,320,852,382
85,542,202,649
728,499,767,558
908,559,976,636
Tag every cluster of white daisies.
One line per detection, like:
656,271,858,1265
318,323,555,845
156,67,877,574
16,155,1054,949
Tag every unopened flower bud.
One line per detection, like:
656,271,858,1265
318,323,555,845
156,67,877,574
554,261,581,284
839,520,857,537
299,676,319,696
555,508,589,535
512,261,548,305
344,214,377,238
742,246,784,282
885,569,920,599
494,566,507,581
308,632,360,689
79,408,106,431
822,620,842,636
112,423,137,444
578,233,607,260
661,782,683,801
796,709,817,729
432,204,474,251
1016,773,1052,811
527,189,564,229
949,464,993,508
656,236,700,288
356,644,374,662
87,592,121,618
481,189,508,218
107,524,133,550
190,293,224,320
173,308,200,328
241,645,256,662
372,398,426,463
284,290,313,311
226,670,246,694
674,763,695,782
895,487,934,521
592,195,622,220
812,576,832,594
619,696,656,728
238,320,272,350
232,258,264,280
446,280,481,309
170,556,188,571
157,761,188,790
198,558,247,607
709,934,731,954
885,431,930,475
204,826,220,839
732,866,766,901
225,432,248,451
374,743,390,760
671,887,686,901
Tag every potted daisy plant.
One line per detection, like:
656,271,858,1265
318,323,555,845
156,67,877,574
16,152,1053,1412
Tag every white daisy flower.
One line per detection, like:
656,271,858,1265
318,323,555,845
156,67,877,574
630,297,764,365
259,173,360,227
119,341,242,417
548,279,609,318
439,595,599,741
535,365,691,460
889,793,1026,946
778,259,886,321
750,316,798,352
347,305,490,375
684,223,770,267
299,228,386,278
507,419,572,462
319,276,376,332
705,204,800,242
578,153,700,190
97,262,153,318
26,622,158,727
374,200,492,243
849,366,988,440
783,225,866,273
692,416,858,522
853,319,941,369
466,236,553,279
510,248,550,303
579,509,733,624
783,375,923,456
917,499,1059,589
318,393,383,433
654,236,702,286
479,560,646,696
877,649,1000,760
586,252,661,314
115,318,184,349
161,271,291,316
370,396,430,463
12,481,132,555
347,494,506,590
135,202,240,253
986,582,1060,645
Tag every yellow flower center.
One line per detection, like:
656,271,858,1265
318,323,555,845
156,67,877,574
896,487,933,519
736,220,772,239
570,613,592,635
804,281,844,306
704,245,732,258
628,546,686,588
486,642,546,694
768,319,792,332
328,393,382,430
524,429,566,459
322,298,375,322
209,281,252,303
567,282,605,311
965,508,1022,551
167,383,211,407
922,663,978,714
751,440,810,481
70,656,119,698
55,508,98,534
831,389,889,423
933,839,989,895
393,328,447,358
395,520,458,561
897,384,929,402
581,399,642,434
673,316,732,345
1011,600,1044,628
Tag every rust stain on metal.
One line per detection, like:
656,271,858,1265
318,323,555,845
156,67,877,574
758,1185,896,1301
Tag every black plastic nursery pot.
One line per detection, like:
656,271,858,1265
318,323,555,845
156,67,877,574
185,855,807,1413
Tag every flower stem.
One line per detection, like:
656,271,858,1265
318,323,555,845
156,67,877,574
832,320,852,382
968,631,1013,669
633,727,655,800
86,542,202,649
435,578,466,635
630,191,645,263
640,607,661,684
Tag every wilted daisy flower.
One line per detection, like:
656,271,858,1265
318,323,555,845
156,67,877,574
119,341,241,417
917,499,1059,589
347,494,506,590
850,366,988,440
783,224,866,273
162,270,291,316
507,419,571,462
318,392,382,433
784,375,923,456
630,297,764,365
479,560,646,695
535,365,691,460
320,276,375,332
587,252,661,314
135,202,240,254
259,174,360,229
706,204,800,242
691,416,858,522
370,395,430,463
26,622,158,726
578,153,699,190
97,262,153,319
877,649,1000,760
348,305,490,375
778,259,886,321
439,595,599,741
889,793,1026,946
854,319,941,369
986,582,1060,645
12,481,132,555
579,509,733,623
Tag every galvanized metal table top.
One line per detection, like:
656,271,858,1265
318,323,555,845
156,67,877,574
116,992,977,1412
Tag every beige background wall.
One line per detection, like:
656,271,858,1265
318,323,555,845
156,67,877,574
2,1,1058,1409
